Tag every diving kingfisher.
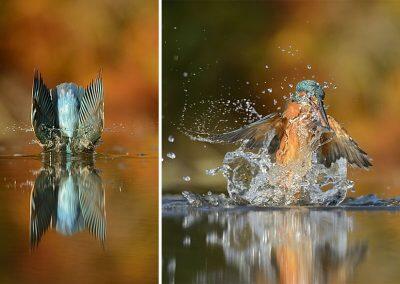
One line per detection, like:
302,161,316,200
209,80,372,170
31,70,104,153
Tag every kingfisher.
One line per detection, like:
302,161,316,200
31,70,104,153
209,80,372,171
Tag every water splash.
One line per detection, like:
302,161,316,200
170,193,400,212
198,148,351,206
179,98,263,136
183,113,355,206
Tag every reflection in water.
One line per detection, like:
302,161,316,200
163,208,367,284
30,153,106,248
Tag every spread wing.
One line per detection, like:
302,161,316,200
78,169,106,243
207,113,286,153
30,169,57,248
31,70,57,145
78,71,104,144
318,116,372,169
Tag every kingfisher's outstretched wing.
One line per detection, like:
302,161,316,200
30,169,57,248
207,113,286,153
318,116,372,169
78,169,106,243
78,71,104,145
31,70,57,145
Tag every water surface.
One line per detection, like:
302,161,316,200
163,195,400,284
0,123,157,283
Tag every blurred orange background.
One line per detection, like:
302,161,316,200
0,0,158,145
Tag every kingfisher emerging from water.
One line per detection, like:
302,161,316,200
209,80,372,171
31,70,104,153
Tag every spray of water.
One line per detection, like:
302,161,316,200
206,147,352,206
184,114,354,206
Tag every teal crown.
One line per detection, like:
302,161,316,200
295,80,325,100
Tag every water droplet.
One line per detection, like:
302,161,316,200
168,135,175,143
183,176,191,182
166,152,176,159
206,168,219,176
183,72,188,77
307,64,312,70
267,88,273,93
246,81,250,85
265,65,269,69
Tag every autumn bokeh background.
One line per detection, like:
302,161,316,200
0,1,158,283
0,0,158,154
163,1,400,197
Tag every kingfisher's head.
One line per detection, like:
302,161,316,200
291,80,330,130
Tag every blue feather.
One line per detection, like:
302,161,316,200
56,83,81,138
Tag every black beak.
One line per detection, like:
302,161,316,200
317,99,331,130
309,97,331,131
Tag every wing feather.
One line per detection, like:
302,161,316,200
31,70,56,144
78,71,104,144
319,116,372,169
208,113,286,152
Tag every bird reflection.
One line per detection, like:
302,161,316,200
30,152,106,248
165,208,367,284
